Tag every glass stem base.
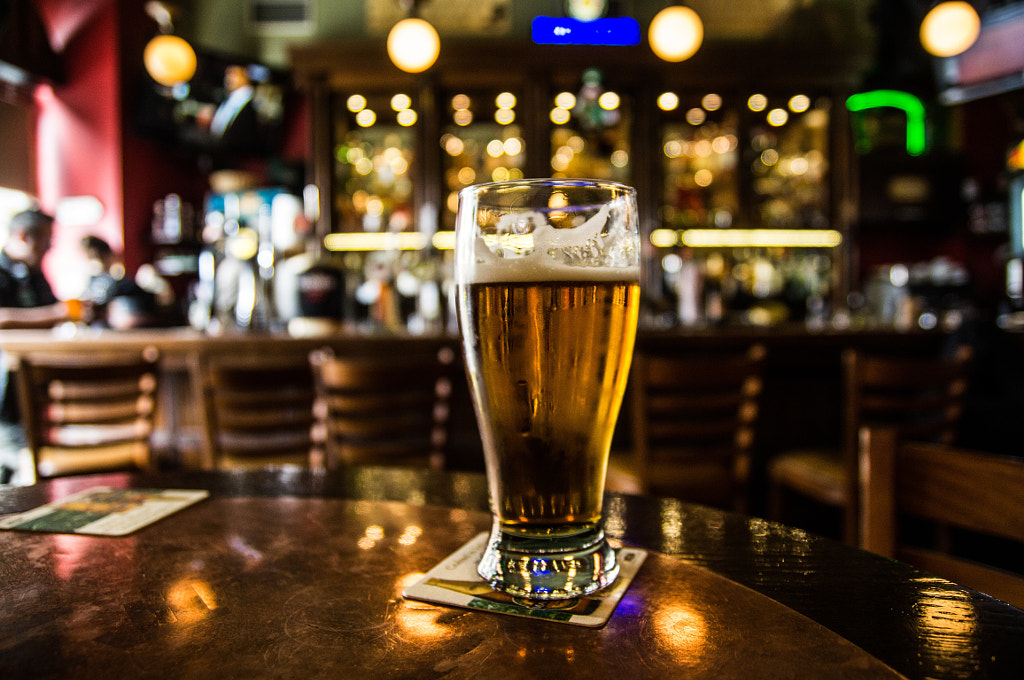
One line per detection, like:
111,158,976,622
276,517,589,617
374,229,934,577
477,520,619,600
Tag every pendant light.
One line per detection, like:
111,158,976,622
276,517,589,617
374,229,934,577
648,5,704,63
143,1,196,86
387,1,440,73
920,1,981,58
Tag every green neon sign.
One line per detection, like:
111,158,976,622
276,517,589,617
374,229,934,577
846,90,927,156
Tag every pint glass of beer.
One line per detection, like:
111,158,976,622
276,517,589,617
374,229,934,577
455,179,640,599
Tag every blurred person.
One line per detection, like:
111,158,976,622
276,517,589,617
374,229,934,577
0,209,72,329
78,235,158,329
79,235,136,306
0,209,74,483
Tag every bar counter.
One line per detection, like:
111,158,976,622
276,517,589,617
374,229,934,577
0,322,956,361
0,326,459,370
0,324,962,477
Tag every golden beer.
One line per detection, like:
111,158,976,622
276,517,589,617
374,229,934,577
460,279,640,535
455,178,639,598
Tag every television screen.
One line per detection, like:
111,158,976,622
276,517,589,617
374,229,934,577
936,3,1024,105
133,48,290,159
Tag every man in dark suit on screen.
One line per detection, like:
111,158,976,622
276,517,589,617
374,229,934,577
209,64,261,152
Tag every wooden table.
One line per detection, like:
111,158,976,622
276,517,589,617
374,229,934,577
1,467,1022,679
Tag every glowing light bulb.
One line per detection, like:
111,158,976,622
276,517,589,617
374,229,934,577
144,35,197,86
387,18,440,73
920,1,980,57
649,6,703,62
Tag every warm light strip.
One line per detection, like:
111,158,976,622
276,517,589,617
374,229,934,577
432,230,456,250
325,229,839,251
662,229,843,248
323,232,429,251
650,228,680,247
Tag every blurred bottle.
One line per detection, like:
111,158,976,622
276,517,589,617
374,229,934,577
189,248,217,331
277,187,346,337
675,249,704,327
151,193,194,245
703,251,726,326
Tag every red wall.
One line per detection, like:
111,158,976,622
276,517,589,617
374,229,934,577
31,0,267,295
34,0,122,298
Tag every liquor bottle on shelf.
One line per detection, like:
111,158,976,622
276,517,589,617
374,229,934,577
275,194,346,337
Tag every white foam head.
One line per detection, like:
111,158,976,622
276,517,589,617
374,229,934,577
456,183,639,284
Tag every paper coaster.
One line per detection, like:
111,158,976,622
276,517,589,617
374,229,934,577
0,486,209,536
402,532,647,627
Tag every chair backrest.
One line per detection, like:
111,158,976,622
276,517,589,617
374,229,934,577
630,343,765,512
839,344,973,539
192,351,317,469
309,344,457,469
844,344,973,448
859,426,1024,610
17,347,160,479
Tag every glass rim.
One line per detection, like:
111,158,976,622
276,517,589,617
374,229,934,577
458,177,635,199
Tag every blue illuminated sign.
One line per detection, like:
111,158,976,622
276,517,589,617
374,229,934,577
531,16,641,46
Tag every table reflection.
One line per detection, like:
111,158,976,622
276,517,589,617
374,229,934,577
650,601,708,664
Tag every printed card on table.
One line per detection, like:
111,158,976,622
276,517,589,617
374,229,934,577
0,486,209,536
403,532,646,628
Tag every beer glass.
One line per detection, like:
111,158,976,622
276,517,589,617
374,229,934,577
455,179,640,599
